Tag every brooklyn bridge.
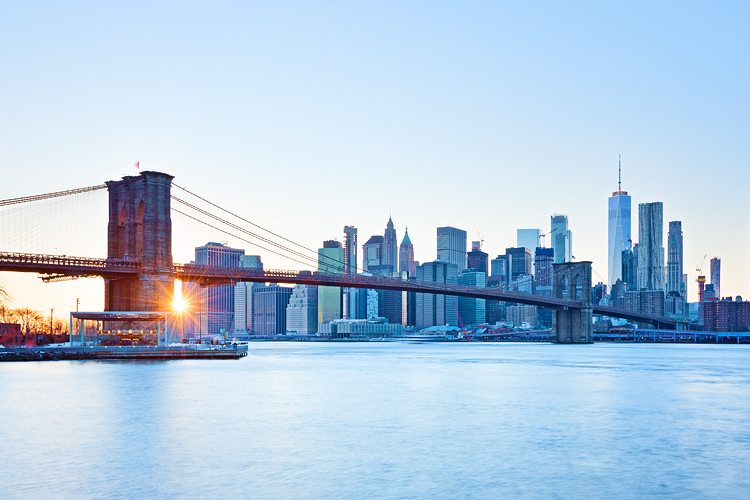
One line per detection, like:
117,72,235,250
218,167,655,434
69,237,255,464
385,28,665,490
0,170,679,343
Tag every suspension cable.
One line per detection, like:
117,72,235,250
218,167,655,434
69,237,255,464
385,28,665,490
171,208,317,269
0,184,107,207
171,184,364,274
171,196,323,268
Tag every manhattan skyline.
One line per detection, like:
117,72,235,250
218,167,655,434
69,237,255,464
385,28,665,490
1,2,748,315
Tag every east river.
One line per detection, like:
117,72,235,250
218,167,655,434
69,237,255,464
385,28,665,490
2,342,749,499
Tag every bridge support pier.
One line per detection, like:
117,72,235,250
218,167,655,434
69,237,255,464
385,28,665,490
104,171,174,312
551,261,593,344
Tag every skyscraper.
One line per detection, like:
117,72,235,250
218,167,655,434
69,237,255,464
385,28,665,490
188,242,244,334
399,227,416,276
534,247,554,297
363,235,389,274
666,221,683,295
383,217,398,273
285,285,318,335
458,270,486,326
637,202,664,291
621,245,638,290
318,240,344,324
505,247,532,281
551,215,572,264
710,258,721,299
234,255,262,332
466,240,489,275
517,229,540,273
490,255,509,284
416,261,458,329
343,226,358,275
343,226,358,319
608,158,631,287
253,284,293,335
437,226,467,271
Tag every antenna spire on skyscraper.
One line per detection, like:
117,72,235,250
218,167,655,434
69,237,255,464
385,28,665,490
618,154,621,192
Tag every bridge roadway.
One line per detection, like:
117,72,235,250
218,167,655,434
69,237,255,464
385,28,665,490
0,252,678,328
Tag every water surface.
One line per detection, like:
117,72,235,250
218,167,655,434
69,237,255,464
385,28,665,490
1,343,749,499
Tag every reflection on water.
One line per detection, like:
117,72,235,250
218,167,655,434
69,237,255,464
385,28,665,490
1,343,749,499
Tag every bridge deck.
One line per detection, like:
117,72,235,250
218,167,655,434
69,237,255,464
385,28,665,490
0,251,678,327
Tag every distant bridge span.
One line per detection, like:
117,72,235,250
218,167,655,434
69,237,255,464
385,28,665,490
0,251,678,328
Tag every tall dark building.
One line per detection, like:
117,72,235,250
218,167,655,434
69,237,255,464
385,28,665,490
490,255,509,284
467,242,489,275
184,242,245,335
383,217,398,273
416,261,459,329
534,247,554,297
253,284,293,335
343,225,359,319
621,245,638,290
505,247,532,281
666,221,684,296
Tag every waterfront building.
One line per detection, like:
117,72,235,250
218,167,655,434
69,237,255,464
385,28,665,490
534,247,554,297
187,242,244,335
253,284,293,335
381,274,403,325
318,318,404,339
506,305,538,328
711,258,721,299
551,215,572,264
416,261,459,329
318,240,344,324
285,285,318,335
399,228,416,276
637,202,664,291
704,297,750,332
666,221,684,296
437,226,467,271
343,225,359,320
622,289,665,317
505,247,532,281
517,229,541,273
234,255,263,332
608,164,631,287
467,241,489,275
458,270,486,327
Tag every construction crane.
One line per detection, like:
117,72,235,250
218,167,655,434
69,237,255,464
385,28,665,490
452,301,465,330
539,228,557,248
475,230,484,251
696,254,707,274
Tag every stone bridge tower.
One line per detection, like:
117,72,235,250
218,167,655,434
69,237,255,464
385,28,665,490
104,171,174,311
552,261,593,343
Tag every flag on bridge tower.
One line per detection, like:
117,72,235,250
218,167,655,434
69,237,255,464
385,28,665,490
135,161,140,169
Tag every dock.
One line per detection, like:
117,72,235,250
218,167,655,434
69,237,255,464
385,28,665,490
0,344,248,361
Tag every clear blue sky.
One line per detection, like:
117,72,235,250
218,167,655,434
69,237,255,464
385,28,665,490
1,1,748,314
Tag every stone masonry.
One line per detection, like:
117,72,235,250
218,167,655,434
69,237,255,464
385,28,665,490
552,261,593,343
104,171,174,311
